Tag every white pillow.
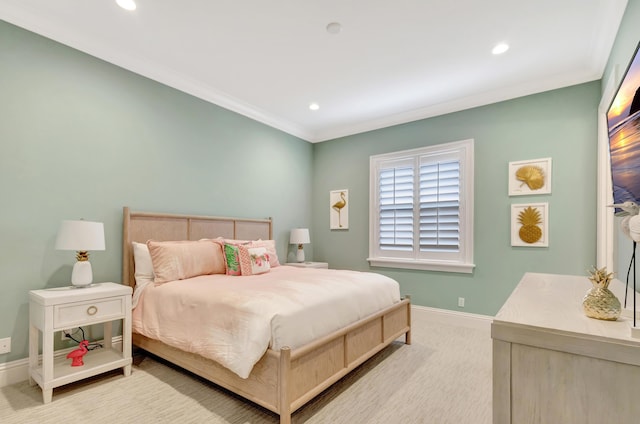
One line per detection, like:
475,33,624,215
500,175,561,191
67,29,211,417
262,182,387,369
247,246,271,275
132,241,154,286
252,239,280,267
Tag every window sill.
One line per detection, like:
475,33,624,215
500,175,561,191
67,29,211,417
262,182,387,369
367,257,475,274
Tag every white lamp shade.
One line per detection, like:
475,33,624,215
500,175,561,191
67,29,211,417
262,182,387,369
55,220,106,251
289,228,310,245
55,220,105,287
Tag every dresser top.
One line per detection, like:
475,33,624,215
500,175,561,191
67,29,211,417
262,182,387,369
494,272,640,345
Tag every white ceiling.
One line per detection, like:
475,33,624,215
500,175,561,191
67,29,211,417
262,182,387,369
0,0,629,142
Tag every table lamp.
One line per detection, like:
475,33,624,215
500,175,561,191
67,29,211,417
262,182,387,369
55,220,105,287
290,228,310,263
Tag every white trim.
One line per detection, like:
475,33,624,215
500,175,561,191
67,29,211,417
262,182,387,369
368,257,475,273
369,139,474,272
597,68,618,270
0,4,313,142
0,336,123,388
411,305,492,333
0,2,627,144
309,73,607,142
0,356,29,388
0,307,494,387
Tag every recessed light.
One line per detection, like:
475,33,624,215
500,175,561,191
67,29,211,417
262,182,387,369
326,22,342,35
309,103,320,111
116,0,137,11
492,43,509,55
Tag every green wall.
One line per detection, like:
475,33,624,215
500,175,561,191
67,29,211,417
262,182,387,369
4,3,636,364
0,20,313,363
312,81,600,316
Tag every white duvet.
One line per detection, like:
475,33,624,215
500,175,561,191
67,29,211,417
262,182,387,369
131,266,401,379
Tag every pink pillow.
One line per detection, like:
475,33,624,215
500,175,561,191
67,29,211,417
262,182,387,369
223,238,280,268
249,239,280,267
223,243,271,276
147,239,226,283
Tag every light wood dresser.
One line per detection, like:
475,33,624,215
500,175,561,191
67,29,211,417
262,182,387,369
492,272,640,424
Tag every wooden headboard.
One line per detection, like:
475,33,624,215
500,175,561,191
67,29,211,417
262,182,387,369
122,206,272,287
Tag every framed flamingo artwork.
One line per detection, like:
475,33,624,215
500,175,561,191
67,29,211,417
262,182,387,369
330,189,349,229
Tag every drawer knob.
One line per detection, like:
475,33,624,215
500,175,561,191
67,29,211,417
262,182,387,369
87,306,98,316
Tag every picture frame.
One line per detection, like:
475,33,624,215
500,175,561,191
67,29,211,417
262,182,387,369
511,202,549,247
508,157,552,196
330,189,349,229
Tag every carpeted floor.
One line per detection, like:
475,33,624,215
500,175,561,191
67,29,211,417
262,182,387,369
0,315,492,423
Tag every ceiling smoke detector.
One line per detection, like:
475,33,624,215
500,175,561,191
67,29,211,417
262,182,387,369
326,22,342,35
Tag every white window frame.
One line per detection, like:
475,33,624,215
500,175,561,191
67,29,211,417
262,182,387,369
368,139,475,273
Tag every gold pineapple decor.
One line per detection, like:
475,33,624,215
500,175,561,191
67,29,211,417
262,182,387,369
583,266,621,321
518,206,542,244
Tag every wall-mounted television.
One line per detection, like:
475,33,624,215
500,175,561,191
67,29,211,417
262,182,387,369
608,41,640,215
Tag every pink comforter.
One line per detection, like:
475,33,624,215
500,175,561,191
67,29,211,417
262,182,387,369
132,266,401,378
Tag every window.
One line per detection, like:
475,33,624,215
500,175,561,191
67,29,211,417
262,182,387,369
368,139,475,273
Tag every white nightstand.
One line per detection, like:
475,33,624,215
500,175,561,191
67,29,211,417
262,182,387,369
285,262,329,269
29,282,133,403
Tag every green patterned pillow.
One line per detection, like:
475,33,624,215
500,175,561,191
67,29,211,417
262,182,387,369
223,243,241,276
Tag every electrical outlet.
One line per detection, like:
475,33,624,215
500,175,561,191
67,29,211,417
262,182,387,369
458,297,465,308
0,337,11,354
61,328,76,341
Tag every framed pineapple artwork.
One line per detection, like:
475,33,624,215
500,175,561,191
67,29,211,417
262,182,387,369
508,157,552,196
511,203,549,247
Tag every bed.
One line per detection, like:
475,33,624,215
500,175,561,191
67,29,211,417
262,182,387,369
122,207,411,424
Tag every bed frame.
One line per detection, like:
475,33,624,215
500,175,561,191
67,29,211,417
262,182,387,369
122,206,411,424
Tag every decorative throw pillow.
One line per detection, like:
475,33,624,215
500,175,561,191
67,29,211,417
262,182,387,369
223,243,242,276
223,243,271,276
241,246,271,275
250,239,280,267
147,239,226,283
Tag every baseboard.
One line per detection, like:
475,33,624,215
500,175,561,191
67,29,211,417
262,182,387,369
1,307,493,388
0,336,123,388
411,305,493,332
0,356,29,388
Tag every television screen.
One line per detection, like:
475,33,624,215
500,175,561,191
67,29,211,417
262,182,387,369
608,42,640,214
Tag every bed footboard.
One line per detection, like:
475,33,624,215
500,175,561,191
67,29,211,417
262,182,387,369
133,297,411,424
124,205,411,423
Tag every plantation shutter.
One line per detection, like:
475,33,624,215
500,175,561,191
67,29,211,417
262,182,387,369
369,139,473,273
419,159,460,253
378,164,414,251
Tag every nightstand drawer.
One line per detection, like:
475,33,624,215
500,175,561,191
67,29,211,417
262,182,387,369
54,297,125,328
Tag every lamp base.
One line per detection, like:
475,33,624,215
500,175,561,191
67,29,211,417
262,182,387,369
71,261,93,287
296,247,305,263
